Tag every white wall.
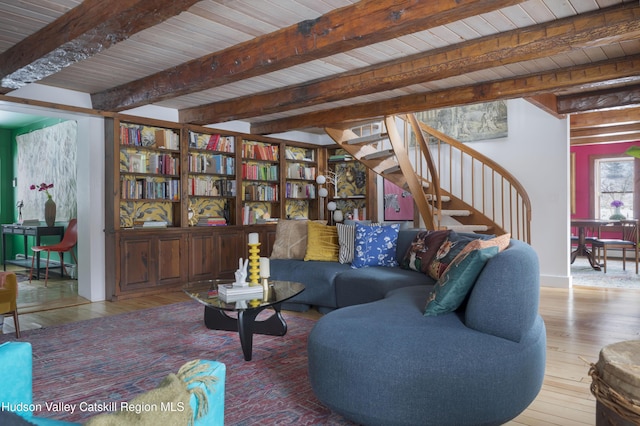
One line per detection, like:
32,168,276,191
470,99,570,287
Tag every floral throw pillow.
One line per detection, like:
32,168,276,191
400,230,450,273
351,223,400,268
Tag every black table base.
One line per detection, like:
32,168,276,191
204,304,287,361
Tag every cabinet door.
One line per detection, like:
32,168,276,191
120,236,154,291
156,234,186,285
217,230,244,278
188,232,216,280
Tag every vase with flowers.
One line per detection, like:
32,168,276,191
609,200,625,220
31,182,56,226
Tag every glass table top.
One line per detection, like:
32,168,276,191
183,279,304,311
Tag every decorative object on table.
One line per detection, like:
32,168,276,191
16,200,24,224
248,233,261,284
609,200,625,220
30,182,56,226
260,257,271,300
234,258,249,287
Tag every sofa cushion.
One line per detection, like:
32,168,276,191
352,223,400,268
270,220,310,259
424,246,499,316
400,230,450,273
335,266,434,308
269,259,350,309
427,231,492,280
304,222,339,262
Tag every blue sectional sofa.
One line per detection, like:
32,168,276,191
270,229,430,312
270,227,546,426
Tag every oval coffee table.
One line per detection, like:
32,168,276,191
183,279,304,361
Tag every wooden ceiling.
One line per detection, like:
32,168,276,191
0,0,639,143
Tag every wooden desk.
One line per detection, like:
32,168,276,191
1,223,65,279
570,219,620,271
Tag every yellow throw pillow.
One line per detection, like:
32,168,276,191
304,221,339,261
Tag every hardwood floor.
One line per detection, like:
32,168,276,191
6,277,640,425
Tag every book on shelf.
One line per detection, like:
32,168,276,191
218,283,264,302
329,154,353,161
155,129,179,150
196,216,227,226
141,220,168,228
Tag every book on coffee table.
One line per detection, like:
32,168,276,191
218,284,263,302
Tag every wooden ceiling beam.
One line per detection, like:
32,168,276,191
571,123,640,138
251,55,640,134
570,131,640,145
0,0,200,90
180,2,640,125
525,94,563,118
570,106,640,129
91,0,526,111
557,84,640,115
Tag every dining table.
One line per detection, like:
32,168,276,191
570,218,621,271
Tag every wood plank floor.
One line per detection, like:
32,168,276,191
6,280,640,425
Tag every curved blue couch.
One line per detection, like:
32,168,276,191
307,239,546,426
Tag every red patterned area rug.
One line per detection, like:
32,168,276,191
0,301,355,425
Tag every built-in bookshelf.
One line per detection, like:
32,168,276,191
285,145,317,219
187,130,236,227
105,115,326,300
118,121,181,228
241,139,280,225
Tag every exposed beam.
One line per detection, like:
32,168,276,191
0,0,201,89
570,131,640,145
251,55,640,134
571,123,640,139
91,0,526,111
557,84,640,115
570,106,640,129
181,2,640,125
525,94,563,119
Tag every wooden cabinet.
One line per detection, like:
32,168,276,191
117,230,186,297
105,115,324,299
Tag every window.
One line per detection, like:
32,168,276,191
595,157,634,219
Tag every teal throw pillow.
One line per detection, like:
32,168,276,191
351,223,400,268
424,246,499,316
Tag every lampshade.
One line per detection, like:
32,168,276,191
327,201,337,211
316,175,326,185
318,188,328,198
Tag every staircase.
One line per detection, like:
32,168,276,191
325,114,531,243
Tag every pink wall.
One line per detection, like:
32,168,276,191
571,141,639,219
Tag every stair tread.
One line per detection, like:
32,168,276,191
438,209,472,216
348,132,388,145
362,149,395,160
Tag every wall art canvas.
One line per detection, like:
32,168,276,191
416,101,508,142
17,121,78,223
384,179,414,221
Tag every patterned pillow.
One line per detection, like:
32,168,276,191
428,231,491,280
304,221,339,262
270,219,310,259
351,223,400,268
400,230,450,273
453,233,511,262
424,246,499,316
337,222,380,264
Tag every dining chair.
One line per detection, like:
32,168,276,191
591,219,639,274
0,272,20,338
29,218,78,286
